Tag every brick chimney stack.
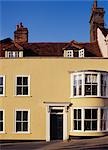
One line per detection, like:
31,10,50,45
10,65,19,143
14,22,28,43
89,0,105,42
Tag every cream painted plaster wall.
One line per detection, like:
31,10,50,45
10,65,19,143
0,58,108,140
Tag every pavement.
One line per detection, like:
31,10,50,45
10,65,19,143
0,136,108,150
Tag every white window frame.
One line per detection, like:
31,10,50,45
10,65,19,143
101,108,108,131
64,50,73,58
0,75,5,96
6,51,23,58
15,109,30,133
73,109,82,131
79,49,84,57
70,71,108,98
15,75,30,96
0,109,5,133
72,107,108,132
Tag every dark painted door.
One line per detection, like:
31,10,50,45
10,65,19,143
50,113,63,140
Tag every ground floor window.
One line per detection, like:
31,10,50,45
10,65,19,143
101,108,108,131
0,110,4,132
74,109,82,130
84,109,97,131
73,107,108,132
15,110,29,133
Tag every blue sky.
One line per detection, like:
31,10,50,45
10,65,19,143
0,0,108,42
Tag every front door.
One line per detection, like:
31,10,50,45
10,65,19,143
50,109,63,140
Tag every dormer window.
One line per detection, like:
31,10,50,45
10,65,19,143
5,51,23,58
64,49,84,58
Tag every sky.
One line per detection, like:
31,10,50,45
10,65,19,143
0,0,108,42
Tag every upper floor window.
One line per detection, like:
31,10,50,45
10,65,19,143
0,76,5,96
16,76,30,96
5,51,23,58
71,71,108,97
64,49,84,58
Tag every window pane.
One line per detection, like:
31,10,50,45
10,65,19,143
74,109,77,119
16,122,21,132
23,111,28,121
92,74,97,83
0,87,3,94
16,111,21,121
92,109,97,119
85,74,91,84
85,85,91,95
17,87,22,95
85,109,91,119
78,85,82,95
92,121,97,130
23,77,28,85
78,121,81,130
0,122,3,131
73,86,76,96
23,87,28,95
78,109,81,119
84,121,91,130
23,122,28,131
0,77,3,85
74,120,77,130
101,120,106,130
92,85,97,95
73,50,79,57
0,111,3,120
17,77,22,85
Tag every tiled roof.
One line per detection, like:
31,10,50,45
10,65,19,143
5,42,24,51
22,42,68,56
63,40,102,57
0,38,13,57
0,38,102,57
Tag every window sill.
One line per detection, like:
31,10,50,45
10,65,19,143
14,132,31,134
70,96,108,99
0,132,6,134
14,95,32,97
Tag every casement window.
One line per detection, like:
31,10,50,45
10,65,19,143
8,51,19,58
71,71,108,98
79,49,84,57
64,50,73,58
84,109,97,131
15,110,29,133
74,109,82,130
16,76,30,96
0,110,4,132
73,108,108,132
5,51,23,58
0,76,5,96
64,49,84,58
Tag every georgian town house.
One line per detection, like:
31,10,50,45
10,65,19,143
0,0,108,141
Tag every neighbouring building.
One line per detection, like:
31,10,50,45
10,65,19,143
0,0,108,141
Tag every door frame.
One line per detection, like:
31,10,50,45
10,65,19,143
44,102,70,141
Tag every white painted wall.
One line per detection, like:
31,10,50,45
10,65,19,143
97,28,108,57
